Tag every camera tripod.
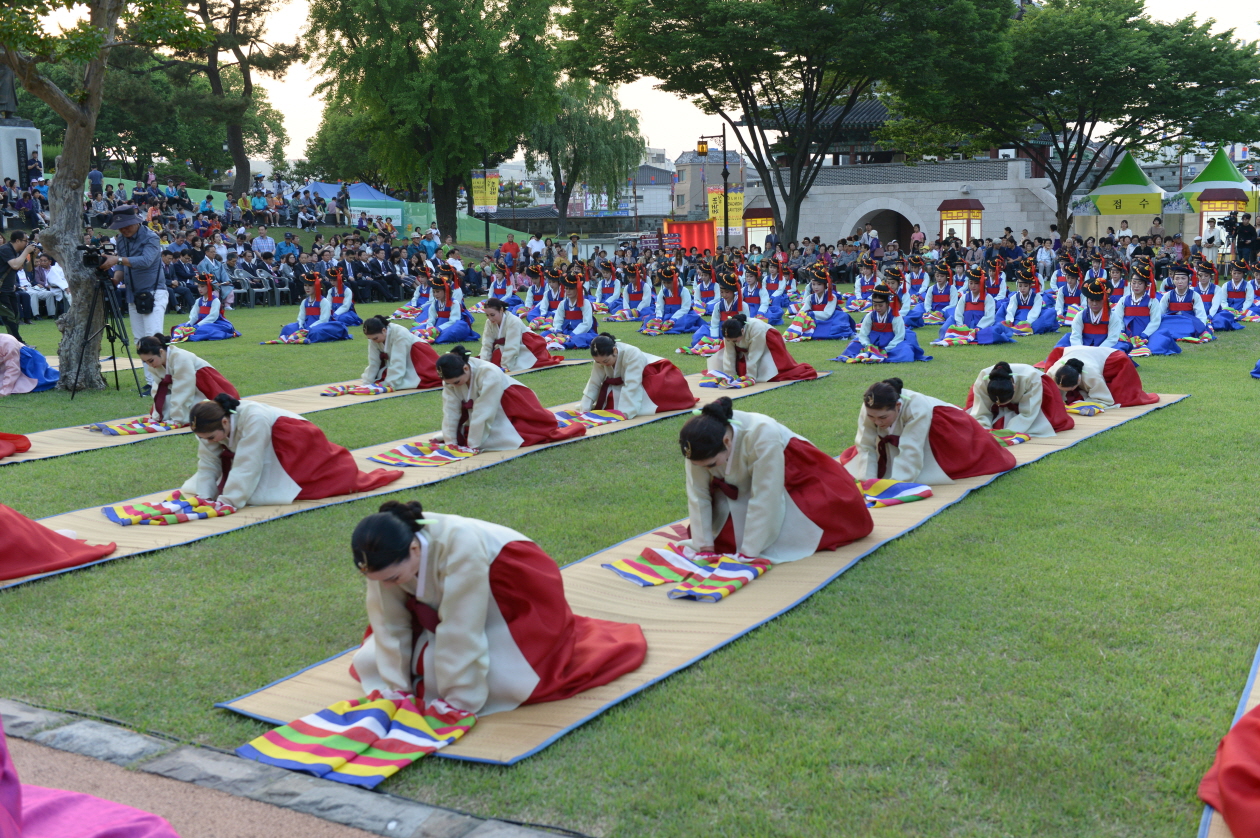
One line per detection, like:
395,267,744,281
69,271,143,399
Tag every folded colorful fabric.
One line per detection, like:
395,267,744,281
923,310,946,325
856,478,934,508
236,691,475,789
321,383,396,397
1065,400,1107,416
260,329,309,345
699,370,757,389
990,429,1032,446
554,409,628,429
1058,304,1082,326
603,309,640,322
637,318,676,336
676,337,723,356
409,325,441,344
784,311,816,342
844,297,872,313
1128,335,1151,358
931,325,978,347
1009,320,1034,337
88,418,185,436
836,344,888,364
602,542,771,603
526,315,552,332
591,301,610,314
367,441,478,467
1176,330,1215,344
102,489,235,526
168,324,198,343
391,305,425,320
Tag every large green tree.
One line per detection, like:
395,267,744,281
524,79,644,236
0,0,208,391
892,0,1260,235
562,0,1011,242
306,0,556,241
295,106,385,186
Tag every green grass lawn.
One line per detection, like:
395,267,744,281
1,300,1257,838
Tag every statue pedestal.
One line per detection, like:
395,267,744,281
0,118,42,191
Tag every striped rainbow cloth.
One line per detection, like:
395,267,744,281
856,478,933,508
168,324,198,344
367,442,477,467
1065,400,1107,416
236,692,475,789
88,418,184,436
554,409,627,430
1058,304,1082,326
390,305,425,320
409,325,441,344
838,344,888,364
990,429,1032,446
1176,330,1215,344
260,329,309,345
1128,335,1151,358
603,308,641,322
699,370,756,389
102,490,235,526
783,311,816,343
321,383,395,397
602,542,771,603
676,337,723,356
844,296,872,313
923,310,946,325
931,325,978,347
1009,320,1034,337
637,318,676,336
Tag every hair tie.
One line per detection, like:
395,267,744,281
691,408,703,416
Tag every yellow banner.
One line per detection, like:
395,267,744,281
745,217,774,228
471,170,500,214
707,185,744,223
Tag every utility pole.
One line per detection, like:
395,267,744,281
633,174,639,233
481,150,490,250
721,123,730,248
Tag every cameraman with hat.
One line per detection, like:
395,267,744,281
99,205,165,394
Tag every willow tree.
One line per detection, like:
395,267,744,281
524,80,644,237
307,0,556,241
0,0,208,390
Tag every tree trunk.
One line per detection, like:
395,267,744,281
228,121,251,197
555,186,572,237
433,177,461,246
49,113,107,391
1056,196,1073,240
780,195,802,249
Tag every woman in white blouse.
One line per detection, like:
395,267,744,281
577,333,696,419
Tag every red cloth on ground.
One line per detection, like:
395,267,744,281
194,366,239,400
270,417,402,499
409,341,443,389
1,719,179,838
1200,703,1260,838
764,328,817,381
927,405,1017,479
713,437,873,554
962,375,1073,433
0,503,116,582
0,433,30,461
1036,346,1065,371
491,540,647,704
497,385,586,445
1101,349,1159,406
640,359,700,412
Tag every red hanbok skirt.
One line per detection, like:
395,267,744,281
270,417,403,498
0,503,116,582
599,359,698,413
963,374,1074,432
410,341,444,389
737,328,816,381
490,332,563,369
1200,703,1260,838
1100,350,1159,406
840,405,1016,480
496,386,586,446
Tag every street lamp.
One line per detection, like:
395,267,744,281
697,126,730,247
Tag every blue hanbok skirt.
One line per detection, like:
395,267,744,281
1211,308,1245,332
281,318,351,343
182,318,239,342
427,317,480,344
335,309,363,327
1147,313,1207,355
18,345,59,392
810,311,857,340
641,304,702,335
833,329,931,364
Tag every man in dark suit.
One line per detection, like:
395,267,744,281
368,247,401,300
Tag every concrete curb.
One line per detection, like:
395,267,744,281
0,699,552,838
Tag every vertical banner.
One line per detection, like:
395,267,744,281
707,184,744,238
15,138,28,190
471,169,500,214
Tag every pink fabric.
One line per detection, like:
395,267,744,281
1,719,179,838
0,334,37,396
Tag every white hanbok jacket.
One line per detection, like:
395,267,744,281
578,343,666,419
440,357,529,451
967,362,1055,437
1046,345,1121,408
847,388,956,485
478,312,537,372
707,317,778,382
153,344,218,423
362,322,426,389
181,399,305,509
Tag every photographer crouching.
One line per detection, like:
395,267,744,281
97,205,165,395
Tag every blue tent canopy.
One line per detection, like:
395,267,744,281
300,181,400,202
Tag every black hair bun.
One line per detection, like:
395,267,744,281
700,396,735,422
378,500,425,533
882,377,904,395
1065,358,1086,372
213,393,241,412
990,362,1013,379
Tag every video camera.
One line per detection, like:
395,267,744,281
77,242,116,271
1221,210,1240,236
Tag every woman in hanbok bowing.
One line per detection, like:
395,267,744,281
964,360,1073,438
1147,263,1211,355
361,315,443,390
175,275,238,342
834,284,929,363
182,394,402,511
136,333,238,423
1047,346,1159,408
0,333,57,396
436,346,584,452
349,500,647,715
675,397,872,563
277,274,352,343
578,333,696,419
707,314,817,383
839,378,1015,485
546,271,596,349
478,299,562,371
0,502,116,582
420,270,479,344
